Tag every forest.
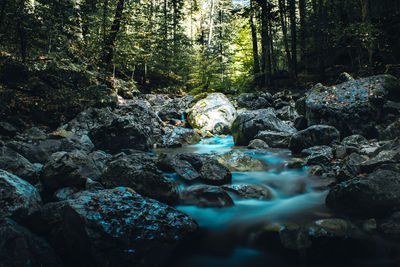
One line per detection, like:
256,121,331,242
1,1,400,267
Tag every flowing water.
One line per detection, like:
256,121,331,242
155,136,337,266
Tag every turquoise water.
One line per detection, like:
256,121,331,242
160,136,332,266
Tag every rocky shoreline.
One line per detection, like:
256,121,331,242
1,73,400,266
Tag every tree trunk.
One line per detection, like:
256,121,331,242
207,0,215,51
260,0,271,86
360,0,374,65
250,0,260,84
299,0,306,69
101,0,125,71
289,0,297,78
278,0,292,75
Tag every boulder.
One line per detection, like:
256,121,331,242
61,187,198,266
0,218,59,266
237,93,272,110
301,146,333,166
101,153,178,204
187,93,236,135
179,185,234,208
326,168,400,218
248,139,270,150
380,118,400,141
0,145,42,185
89,104,161,152
255,131,292,148
276,106,298,122
360,142,400,173
289,125,340,154
0,170,42,222
0,122,17,138
41,150,101,193
232,108,296,146
377,212,400,239
215,151,264,172
163,127,201,148
157,153,201,183
199,159,232,186
342,134,368,147
305,75,400,137
222,184,273,200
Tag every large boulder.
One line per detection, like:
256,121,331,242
232,108,296,146
187,93,236,135
305,75,400,137
0,170,42,222
326,168,400,218
101,153,178,204
215,151,265,172
41,150,101,193
237,93,272,110
0,218,59,266
254,131,292,148
289,125,340,154
199,159,232,186
60,187,198,266
179,185,234,208
157,153,201,183
162,127,201,148
89,104,161,152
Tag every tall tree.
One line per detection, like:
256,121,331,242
288,0,297,77
250,0,260,84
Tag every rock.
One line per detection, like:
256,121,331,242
254,130,292,148
334,145,348,159
287,158,306,169
336,72,354,83
61,187,198,266
157,153,200,183
342,134,368,147
337,153,369,182
0,218,59,266
294,115,308,131
232,108,296,146
0,122,17,137
222,184,273,200
0,170,42,222
276,106,298,121
289,125,340,154
380,118,400,141
305,75,400,137
302,146,333,166
179,185,234,208
54,187,76,201
101,153,178,204
163,127,201,147
326,168,400,218
360,143,400,173
187,93,236,135
85,178,104,191
378,212,400,239
41,150,101,193
279,224,311,250
295,97,306,115
0,145,42,185
215,151,264,172
248,139,270,150
89,104,161,152
237,93,272,110
200,159,232,186
307,165,324,176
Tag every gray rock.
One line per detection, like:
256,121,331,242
232,108,296,146
222,184,273,200
163,127,201,147
301,146,333,166
0,170,42,222
200,159,232,186
255,130,292,148
248,139,270,150
237,93,272,110
157,153,200,182
61,187,198,266
380,118,400,141
0,122,17,137
215,151,264,172
179,185,234,207
337,153,369,182
289,125,340,154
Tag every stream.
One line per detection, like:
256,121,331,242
155,136,334,266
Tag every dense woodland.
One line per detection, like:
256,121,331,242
1,0,399,95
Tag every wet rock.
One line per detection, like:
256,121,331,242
360,142,400,173
302,146,333,166
101,153,178,204
334,145,348,159
0,145,42,185
41,150,101,193
200,159,232,186
279,224,312,250
222,184,273,200
337,153,369,182
380,118,400,141
289,125,340,154
85,178,104,191
342,134,368,147
0,122,17,138
0,170,42,222
307,165,324,176
255,130,292,148
0,218,59,266
175,153,204,171
294,115,308,131
179,185,234,208
89,150,112,174
326,168,400,218
287,158,306,169
89,104,161,152
215,151,264,172
157,153,200,183
232,108,296,146
305,75,400,137
237,93,272,110
61,187,198,266
187,93,236,135
163,127,201,147
276,105,298,121
248,139,270,150
295,97,306,116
